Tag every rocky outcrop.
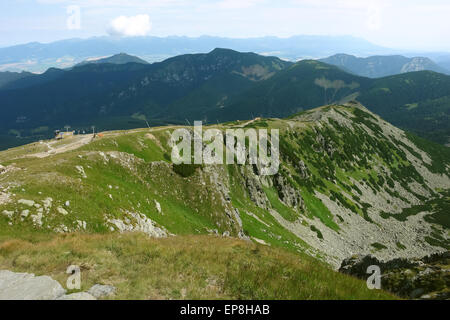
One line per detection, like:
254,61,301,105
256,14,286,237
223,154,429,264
339,252,450,300
0,192,11,206
296,160,310,179
106,210,167,238
241,167,269,210
0,164,20,175
314,132,335,157
0,270,117,300
273,173,304,210
201,165,246,236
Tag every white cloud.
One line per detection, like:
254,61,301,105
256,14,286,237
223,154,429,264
10,0,450,51
367,2,382,31
107,14,152,37
218,0,263,9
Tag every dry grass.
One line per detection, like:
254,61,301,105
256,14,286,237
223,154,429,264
0,233,396,300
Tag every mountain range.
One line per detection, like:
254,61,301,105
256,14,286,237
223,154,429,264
320,54,449,78
0,35,393,73
0,49,449,149
0,49,290,138
74,53,149,67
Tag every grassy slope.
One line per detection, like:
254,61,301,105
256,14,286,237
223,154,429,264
0,233,394,300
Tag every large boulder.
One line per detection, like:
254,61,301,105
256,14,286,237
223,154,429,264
0,270,65,300
0,270,103,300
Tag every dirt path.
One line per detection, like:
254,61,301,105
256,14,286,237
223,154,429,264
28,135,93,158
24,125,195,159
236,118,257,128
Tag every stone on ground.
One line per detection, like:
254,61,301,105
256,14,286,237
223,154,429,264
88,284,116,298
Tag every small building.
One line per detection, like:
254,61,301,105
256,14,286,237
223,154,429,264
54,130,74,140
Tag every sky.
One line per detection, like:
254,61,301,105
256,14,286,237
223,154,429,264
0,0,449,51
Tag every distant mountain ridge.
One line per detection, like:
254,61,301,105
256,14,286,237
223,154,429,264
0,48,291,145
0,49,449,149
0,71,33,88
320,54,449,78
0,35,390,73
75,53,149,67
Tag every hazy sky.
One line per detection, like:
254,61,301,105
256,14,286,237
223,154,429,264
1,0,449,51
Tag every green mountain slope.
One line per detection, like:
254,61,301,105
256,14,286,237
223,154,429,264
0,71,34,88
208,60,369,120
75,53,149,67
1,103,448,268
1,103,449,298
0,49,291,148
0,67,66,90
214,60,450,145
358,71,450,144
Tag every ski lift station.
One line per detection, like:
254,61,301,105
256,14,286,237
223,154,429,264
54,130,74,140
